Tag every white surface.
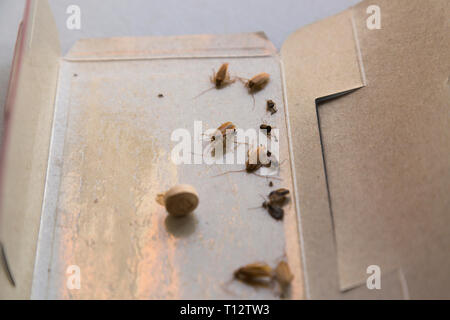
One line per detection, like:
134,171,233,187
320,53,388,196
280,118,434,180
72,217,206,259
0,0,361,133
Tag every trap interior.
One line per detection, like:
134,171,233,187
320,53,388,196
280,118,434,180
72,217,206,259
30,33,303,299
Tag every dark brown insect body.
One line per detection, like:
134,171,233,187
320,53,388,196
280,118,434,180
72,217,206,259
260,124,274,137
261,188,290,221
267,100,277,115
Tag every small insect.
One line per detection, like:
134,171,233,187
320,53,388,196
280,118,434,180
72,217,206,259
158,93,164,98
269,181,274,187
233,262,273,287
274,261,294,298
194,63,236,98
255,188,290,221
267,100,277,115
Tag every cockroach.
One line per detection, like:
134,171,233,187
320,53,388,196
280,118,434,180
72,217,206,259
245,146,272,173
213,146,282,180
158,93,164,98
211,121,236,142
269,181,274,187
233,262,273,287
267,100,277,115
245,72,270,93
194,63,236,98
274,261,294,298
255,188,290,221
238,72,270,107
209,122,237,156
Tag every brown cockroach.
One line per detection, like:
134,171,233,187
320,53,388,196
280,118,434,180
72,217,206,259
213,146,282,180
274,261,294,298
245,146,272,173
209,122,237,156
266,100,278,115
245,72,270,93
237,72,270,106
233,262,274,287
211,121,236,142
194,63,236,98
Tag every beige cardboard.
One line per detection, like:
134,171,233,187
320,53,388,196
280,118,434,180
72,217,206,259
282,0,449,299
0,0,60,299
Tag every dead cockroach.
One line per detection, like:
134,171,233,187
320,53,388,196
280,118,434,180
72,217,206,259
239,72,270,106
211,121,236,143
267,100,277,115
245,72,270,93
245,146,272,173
213,146,282,180
194,63,236,98
209,122,237,156
274,261,294,298
233,262,274,287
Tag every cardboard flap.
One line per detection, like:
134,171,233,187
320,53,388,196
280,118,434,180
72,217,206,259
282,0,450,299
0,0,60,299
281,9,365,299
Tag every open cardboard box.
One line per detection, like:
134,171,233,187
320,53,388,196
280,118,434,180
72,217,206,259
0,0,448,299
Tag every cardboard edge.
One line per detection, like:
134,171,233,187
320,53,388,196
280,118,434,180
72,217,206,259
64,32,278,61
0,0,61,299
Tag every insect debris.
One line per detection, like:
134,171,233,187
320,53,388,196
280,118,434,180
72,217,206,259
238,72,270,107
266,100,278,115
194,63,236,98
